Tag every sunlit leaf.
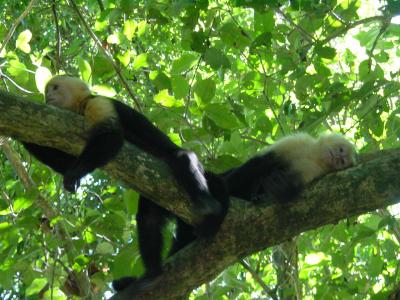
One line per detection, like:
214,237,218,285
171,75,190,99
123,20,137,40
92,84,116,97
26,278,48,296
154,89,179,107
172,53,198,74
204,103,240,129
133,53,149,69
35,67,52,93
77,57,92,82
15,29,32,53
194,78,216,104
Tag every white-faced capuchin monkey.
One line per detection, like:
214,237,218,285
22,75,225,234
111,132,357,298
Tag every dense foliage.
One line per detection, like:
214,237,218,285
0,0,399,299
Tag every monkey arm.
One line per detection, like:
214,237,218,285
63,119,124,191
23,142,77,174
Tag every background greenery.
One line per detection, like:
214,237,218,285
0,0,399,299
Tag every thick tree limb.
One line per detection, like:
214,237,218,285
0,90,196,223
1,90,399,300
112,150,400,300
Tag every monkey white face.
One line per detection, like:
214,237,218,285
45,76,91,112
318,134,357,171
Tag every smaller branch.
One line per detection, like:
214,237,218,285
2,142,33,188
377,209,400,244
96,0,105,11
67,0,143,111
1,141,94,299
240,259,278,300
367,17,391,71
51,0,62,71
319,16,385,47
274,7,314,43
0,71,34,93
0,0,38,54
258,53,286,135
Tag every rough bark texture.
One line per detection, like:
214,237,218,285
1,90,399,300
0,90,195,223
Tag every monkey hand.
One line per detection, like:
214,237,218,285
63,171,81,192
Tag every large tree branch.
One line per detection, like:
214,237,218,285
1,90,399,300
0,90,196,223
112,150,400,300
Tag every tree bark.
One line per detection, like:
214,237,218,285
1,90,399,300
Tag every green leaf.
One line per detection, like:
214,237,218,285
93,54,114,76
204,48,231,70
220,21,251,50
191,30,209,53
171,75,190,99
83,228,96,244
354,29,379,47
254,10,275,33
386,113,400,140
117,50,131,66
77,57,92,82
7,60,28,81
96,242,114,254
356,95,379,118
204,103,239,129
26,278,48,296
15,29,32,53
133,53,149,69
194,78,216,104
123,189,139,215
154,89,179,107
314,45,336,59
232,0,268,11
149,70,172,90
313,62,331,77
13,197,33,212
387,0,400,14
111,245,140,278
120,0,137,14
367,256,383,277
0,222,11,233
123,19,137,40
41,288,66,299
251,32,272,49
172,53,198,74
358,59,373,81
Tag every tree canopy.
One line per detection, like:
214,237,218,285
0,0,400,299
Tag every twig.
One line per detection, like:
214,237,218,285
0,71,34,93
274,7,314,43
240,259,278,300
318,16,385,48
67,0,143,111
1,142,95,299
51,0,62,71
377,209,400,244
0,0,38,54
367,17,391,70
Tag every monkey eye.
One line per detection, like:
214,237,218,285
53,84,58,90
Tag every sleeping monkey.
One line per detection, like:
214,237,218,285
112,132,357,296
23,75,223,231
